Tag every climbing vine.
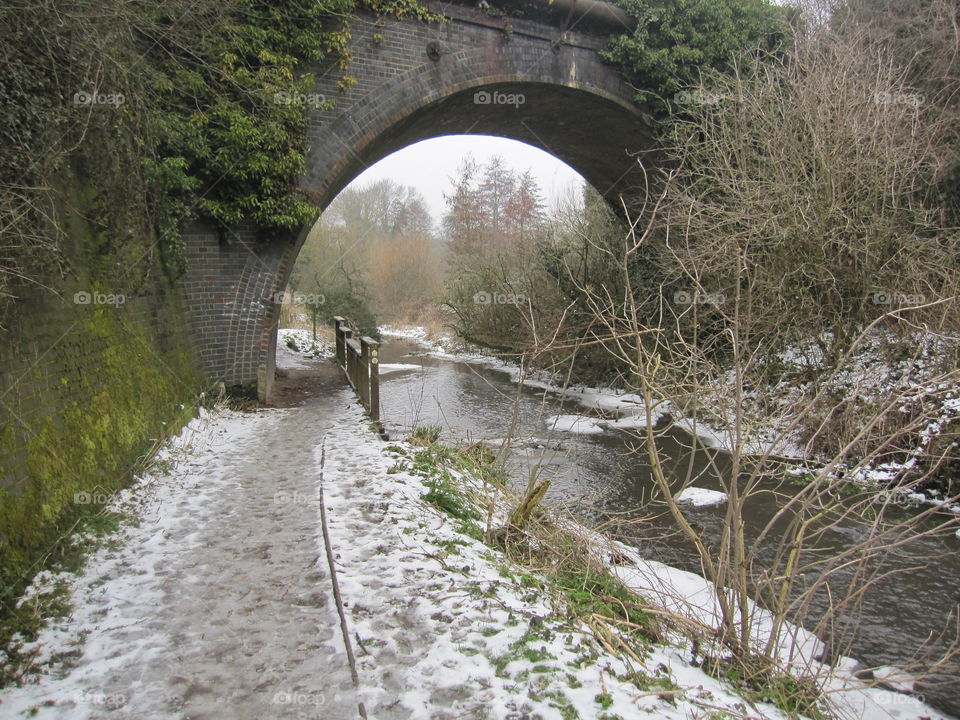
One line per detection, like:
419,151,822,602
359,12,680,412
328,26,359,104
0,0,440,297
604,0,789,115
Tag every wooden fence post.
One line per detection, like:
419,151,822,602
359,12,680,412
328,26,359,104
367,339,380,423
333,316,345,367
360,337,380,420
344,329,355,388
359,338,371,410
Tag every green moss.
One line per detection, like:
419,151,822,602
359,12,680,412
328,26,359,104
0,306,200,683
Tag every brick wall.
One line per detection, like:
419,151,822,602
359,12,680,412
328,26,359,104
0,270,200,594
178,4,651,402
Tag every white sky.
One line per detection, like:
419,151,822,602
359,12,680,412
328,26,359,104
348,135,586,223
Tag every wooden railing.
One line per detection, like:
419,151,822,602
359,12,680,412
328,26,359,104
334,317,386,437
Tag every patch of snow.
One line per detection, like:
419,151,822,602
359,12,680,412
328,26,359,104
379,324,429,341
871,666,917,693
671,416,728,449
278,327,333,360
377,362,424,375
675,487,728,506
545,414,606,435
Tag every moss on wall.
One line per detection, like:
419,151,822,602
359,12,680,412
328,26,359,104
0,302,200,611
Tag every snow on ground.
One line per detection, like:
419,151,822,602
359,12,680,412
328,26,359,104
675,487,729,506
1,381,951,719
379,325,431,343
0,403,363,719
322,418,806,720
278,327,334,360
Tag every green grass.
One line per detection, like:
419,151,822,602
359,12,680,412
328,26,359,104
435,538,469,555
0,506,135,686
594,692,614,710
422,472,479,521
410,424,443,446
0,578,73,686
703,656,829,720
553,569,657,641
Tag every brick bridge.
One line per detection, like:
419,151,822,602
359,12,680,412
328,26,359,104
180,0,653,401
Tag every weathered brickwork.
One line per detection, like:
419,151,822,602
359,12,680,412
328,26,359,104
0,275,200,587
178,1,652,401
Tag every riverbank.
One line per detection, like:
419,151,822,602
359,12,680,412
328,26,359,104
379,325,960,518
394,434,955,720
1,345,950,718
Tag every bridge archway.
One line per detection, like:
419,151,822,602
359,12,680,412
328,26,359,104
179,1,654,401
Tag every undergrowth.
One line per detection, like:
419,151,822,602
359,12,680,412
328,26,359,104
394,433,833,720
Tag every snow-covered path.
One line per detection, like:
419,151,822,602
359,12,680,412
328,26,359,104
1,354,363,719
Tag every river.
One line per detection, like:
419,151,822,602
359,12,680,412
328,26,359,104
377,335,960,715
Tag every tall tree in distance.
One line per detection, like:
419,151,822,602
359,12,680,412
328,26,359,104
443,156,485,257
505,170,546,244
443,155,547,257
441,154,556,350
478,155,516,246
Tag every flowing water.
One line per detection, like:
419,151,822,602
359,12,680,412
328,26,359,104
378,336,960,715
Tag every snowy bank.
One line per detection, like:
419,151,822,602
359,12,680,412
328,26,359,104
3,396,950,718
385,435,953,720
278,327,333,360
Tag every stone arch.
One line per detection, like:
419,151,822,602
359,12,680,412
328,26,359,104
180,3,654,401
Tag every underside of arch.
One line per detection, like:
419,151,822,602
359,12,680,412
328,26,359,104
316,81,654,216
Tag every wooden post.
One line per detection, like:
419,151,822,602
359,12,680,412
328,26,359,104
344,330,355,388
334,316,345,367
359,338,371,411
367,339,380,423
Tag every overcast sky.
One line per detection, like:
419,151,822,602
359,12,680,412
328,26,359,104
348,135,586,224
